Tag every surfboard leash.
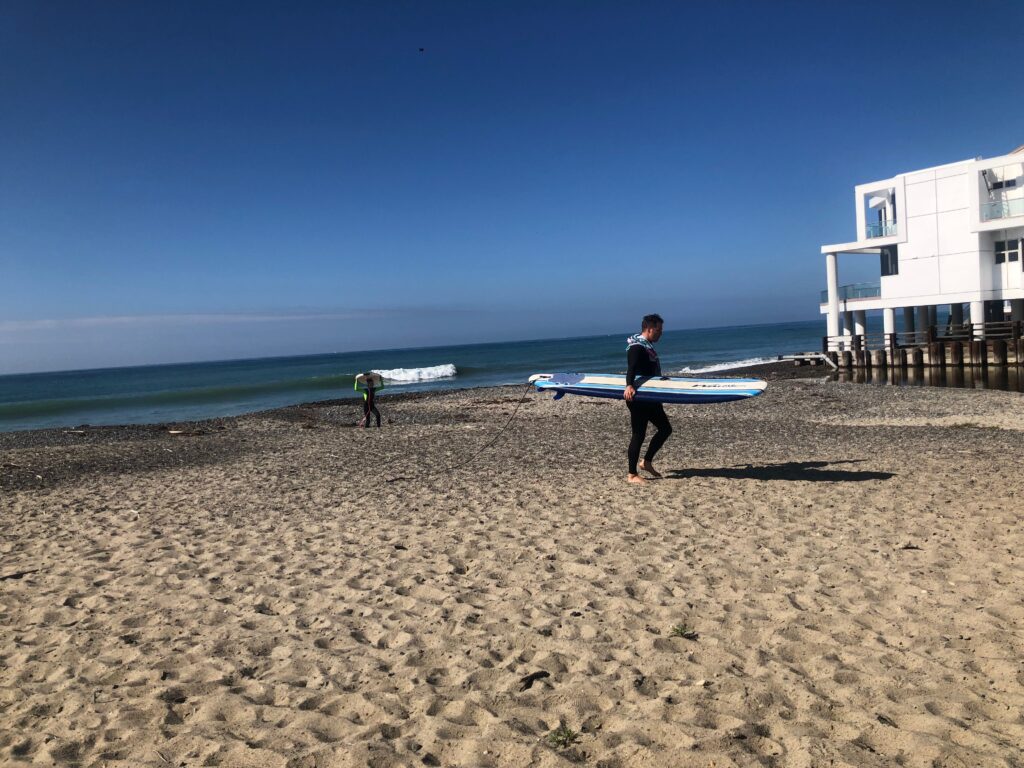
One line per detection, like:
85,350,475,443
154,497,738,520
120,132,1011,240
383,380,534,484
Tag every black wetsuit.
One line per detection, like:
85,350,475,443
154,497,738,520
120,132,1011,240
626,342,672,474
362,386,381,428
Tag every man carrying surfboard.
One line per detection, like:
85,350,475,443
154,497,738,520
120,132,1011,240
624,314,672,484
355,372,383,428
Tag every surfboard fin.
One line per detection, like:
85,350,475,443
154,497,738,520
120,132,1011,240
552,391,566,400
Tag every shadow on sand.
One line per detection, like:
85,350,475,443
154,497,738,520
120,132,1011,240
667,460,894,482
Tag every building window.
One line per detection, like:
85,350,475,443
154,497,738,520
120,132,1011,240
995,239,1021,264
880,245,899,276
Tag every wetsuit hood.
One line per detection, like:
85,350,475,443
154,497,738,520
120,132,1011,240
626,333,655,350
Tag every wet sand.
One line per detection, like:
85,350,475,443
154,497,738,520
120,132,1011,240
2,373,1023,767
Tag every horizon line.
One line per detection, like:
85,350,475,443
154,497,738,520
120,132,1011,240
0,316,821,378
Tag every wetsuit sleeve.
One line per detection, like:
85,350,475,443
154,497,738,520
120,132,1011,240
626,346,644,388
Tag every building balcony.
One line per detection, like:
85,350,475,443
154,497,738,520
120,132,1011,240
865,221,897,239
819,282,881,304
981,197,1024,222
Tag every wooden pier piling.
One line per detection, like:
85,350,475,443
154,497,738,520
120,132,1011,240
823,321,1024,371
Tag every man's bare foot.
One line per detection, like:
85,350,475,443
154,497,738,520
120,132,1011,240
640,460,662,478
627,473,647,484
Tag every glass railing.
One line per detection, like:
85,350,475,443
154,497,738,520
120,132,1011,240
865,221,897,238
819,282,881,304
981,197,1024,221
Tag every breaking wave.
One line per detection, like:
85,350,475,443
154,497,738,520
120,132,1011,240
672,356,775,374
373,363,457,383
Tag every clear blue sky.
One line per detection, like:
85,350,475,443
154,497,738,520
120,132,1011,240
2,1,1023,374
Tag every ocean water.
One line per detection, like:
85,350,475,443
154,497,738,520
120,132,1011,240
0,320,826,432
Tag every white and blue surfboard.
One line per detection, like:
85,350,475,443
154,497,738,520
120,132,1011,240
529,372,766,404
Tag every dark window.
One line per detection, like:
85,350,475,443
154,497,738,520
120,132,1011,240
992,179,1018,190
880,246,899,276
995,239,1022,264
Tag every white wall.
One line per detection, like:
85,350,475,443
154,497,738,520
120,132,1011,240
882,161,984,302
904,176,936,217
939,251,982,294
886,252,941,298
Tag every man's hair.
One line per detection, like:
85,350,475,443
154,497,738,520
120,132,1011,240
641,313,664,330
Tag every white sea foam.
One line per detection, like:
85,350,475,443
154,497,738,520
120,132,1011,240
672,356,775,374
373,363,458,383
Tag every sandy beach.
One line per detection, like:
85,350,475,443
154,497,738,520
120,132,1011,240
2,371,1023,767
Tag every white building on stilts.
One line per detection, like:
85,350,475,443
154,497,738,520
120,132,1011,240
821,145,1024,349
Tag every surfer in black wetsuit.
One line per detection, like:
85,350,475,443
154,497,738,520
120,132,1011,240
624,314,672,484
356,374,382,428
